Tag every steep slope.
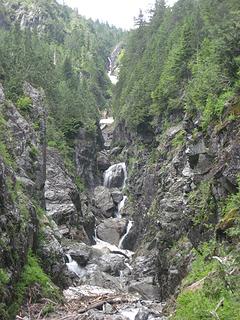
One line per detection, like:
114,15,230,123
112,0,240,318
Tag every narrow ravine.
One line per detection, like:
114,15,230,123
56,115,166,320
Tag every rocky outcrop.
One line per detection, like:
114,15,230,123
0,82,47,309
112,110,240,301
45,149,83,231
93,186,115,218
96,218,127,245
75,127,104,189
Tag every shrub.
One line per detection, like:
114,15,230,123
16,96,32,113
8,252,61,318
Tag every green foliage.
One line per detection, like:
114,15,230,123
0,114,15,167
114,0,240,131
188,181,216,228
172,130,185,148
8,252,61,318
0,0,124,157
0,269,9,296
173,243,240,320
16,96,32,113
75,176,85,192
29,144,39,160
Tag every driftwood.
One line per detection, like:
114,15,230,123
78,296,139,314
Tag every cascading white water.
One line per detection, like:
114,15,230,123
66,254,85,278
103,162,127,189
107,57,118,84
118,221,133,249
117,195,128,218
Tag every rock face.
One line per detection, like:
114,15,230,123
112,111,240,301
97,151,111,171
0,82,47,307
96,218,127,246
75,127,104,189
45,150,81,227
103,163,127,189
93,186,115,218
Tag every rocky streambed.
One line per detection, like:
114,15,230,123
55,120,165,319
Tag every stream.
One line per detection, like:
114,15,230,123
61,116,166,319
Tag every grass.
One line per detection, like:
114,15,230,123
8,252,61,318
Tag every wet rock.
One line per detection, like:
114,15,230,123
97,151,111,171
98,253,126,276
80,264,123,291
104,163,127,189
135,309,150,320
111,188,124,204
93,186,115,218
128,278,160,300
97,218,127,245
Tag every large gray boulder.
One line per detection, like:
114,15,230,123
97,151,111,171
45,149,82,227
93,186,115,218
128,278,160,300
96,218,127,245
111,188,123,204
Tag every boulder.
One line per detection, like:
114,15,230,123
45,149,84,229
98,253,126,276
111,188,123,204
104,163,127,189
97,218,127,246
75,127,103,189
128,278,160,300
97,151,111,171
93,186,115,218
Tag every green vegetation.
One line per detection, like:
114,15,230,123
173,242,240,320
0,0,124,157
8,252,61,318
172,130,185,148
113,0,240,132
188,181,216,228
173,178,240,320
16,96,32,113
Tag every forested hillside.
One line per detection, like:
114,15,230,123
114,0,240,131
0,0,240,319
0,0,123,150
111,1,240,319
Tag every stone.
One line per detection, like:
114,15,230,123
98,253,126,276
128,279,160,300
111,188,124,204
97,151,111,171
75,127,103,189
97,218,127,246
0,83,5,103
135,309,150,320
45,149,84,230
93,186,115,218
104,163,127,189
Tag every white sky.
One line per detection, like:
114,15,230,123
59,0,177,29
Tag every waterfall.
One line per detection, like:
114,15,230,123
66,254,85,277
103,162,127,189
117,196,128,218
118,221,133,249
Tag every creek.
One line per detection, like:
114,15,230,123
62,116,165,319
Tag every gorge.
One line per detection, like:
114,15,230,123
0,0,240,319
